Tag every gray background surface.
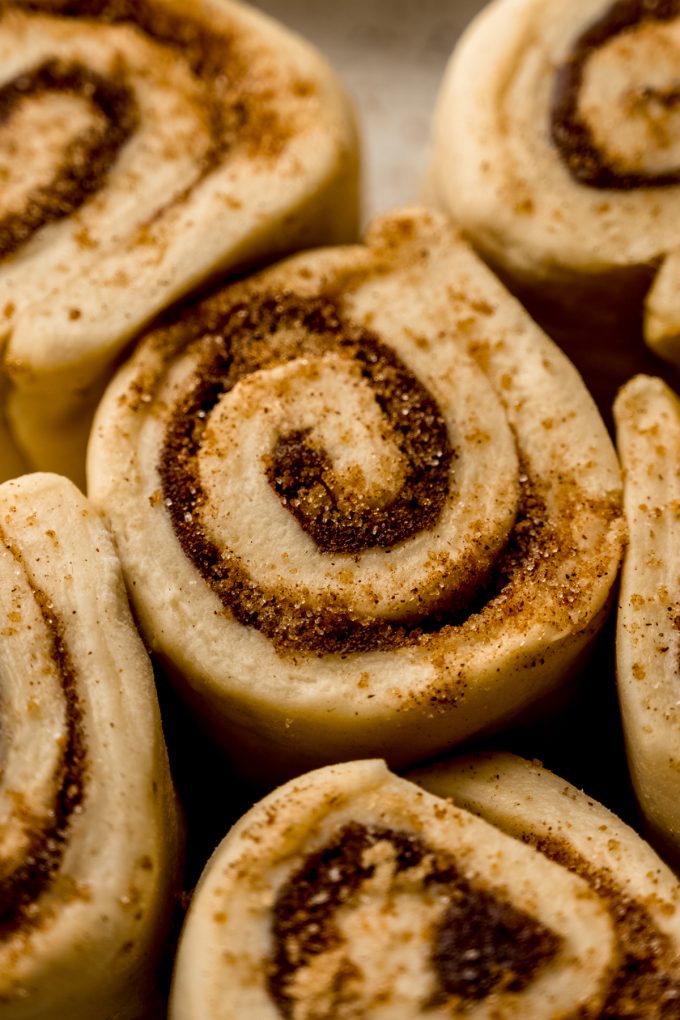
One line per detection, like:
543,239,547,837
250,0,485,219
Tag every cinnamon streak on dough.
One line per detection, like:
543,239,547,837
7,0,295,192
429,0,680,404
412,752,680,1019
156,286,555,656
531,835,680,1015
0,524,87,938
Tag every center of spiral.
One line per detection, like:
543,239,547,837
0,58,138,259
551,0,680,188
262,340,452,555
267,822,562,1019
158,286,523,652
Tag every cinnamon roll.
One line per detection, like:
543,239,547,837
87,207,625,779
614,374,680,858
0,472,181,1018
412,751,680,1018
429,0,680,417
169,758,620,1019
0,0,358,483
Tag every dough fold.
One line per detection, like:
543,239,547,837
0,472,181,1019
615,374,680,860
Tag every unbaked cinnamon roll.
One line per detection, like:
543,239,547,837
0,0,358,483
169,758,621,1019
429,0,680,417
88,207,625,779
0,472,181,1019
412,751,680,1018
614,374,680,859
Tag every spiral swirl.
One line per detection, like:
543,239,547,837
169,759,623,1019
0,473,180,1019
89,208,624,778
429,0,680,393
157,290,520,651
0,0,358,481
